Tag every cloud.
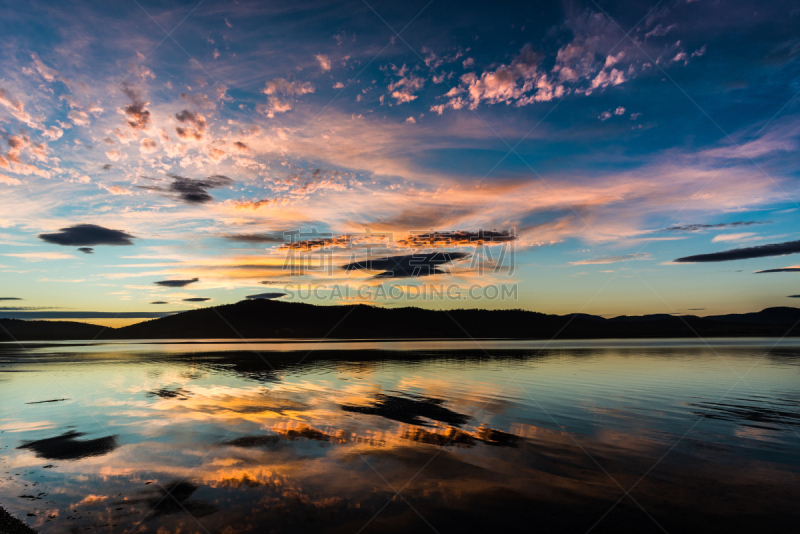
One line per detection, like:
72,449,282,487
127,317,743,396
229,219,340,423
661,221,767,232
183,297,211,302
259,78,315,118
28,52,59,83
38,224,136,247
341,393,469,427
154,278,199,287
645,24,676,39
257,99,293,118
456,44,544,109
788,295,800,298
263,79,315,97
3,252,73,261
674,239,800,263
0,87,36,127
180,92,214,108
174,110,207,140
150,301,169,304
570,252,651,265
121,82,151,130
0,297,22,300
43,126,63,140
99,183,133,195
0,174,21,185
387,64,425,104
711,232,756,242
141,138,157,153
397,230,517,248
17,430,118,460
245,292,287,299
78,247,94,254
755,266,800,273
316,54,331,71
341,252,470,278
137,174,233,204
222,233,284,244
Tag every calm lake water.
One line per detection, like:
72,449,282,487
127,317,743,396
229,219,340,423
1,339,799,533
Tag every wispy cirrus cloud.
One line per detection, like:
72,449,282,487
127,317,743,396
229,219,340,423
4,252,74,261
570,252,651,265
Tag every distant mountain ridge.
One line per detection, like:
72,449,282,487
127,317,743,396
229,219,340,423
1,300,800,342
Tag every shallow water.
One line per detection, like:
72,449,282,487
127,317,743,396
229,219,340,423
1,339,799,533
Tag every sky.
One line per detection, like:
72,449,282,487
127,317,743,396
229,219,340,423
1,0,800,327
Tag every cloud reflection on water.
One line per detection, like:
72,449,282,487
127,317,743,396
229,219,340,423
1,345,800,533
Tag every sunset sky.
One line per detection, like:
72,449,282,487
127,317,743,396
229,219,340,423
1,0,800,326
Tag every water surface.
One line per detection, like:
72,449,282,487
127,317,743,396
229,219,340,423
1,339,799,533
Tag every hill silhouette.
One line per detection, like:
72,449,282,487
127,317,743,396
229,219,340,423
2,300,800,342
0,300,800,341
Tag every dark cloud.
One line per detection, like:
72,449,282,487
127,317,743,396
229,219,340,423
245,292,286,300
401,425,519,448
788,295,800,298
661,221,767,232
341,393,470,427
102,163,112,170
154,278,198,287
279,234,353,251
183,297,211,302
402,426,476,447
147,387,191,400
38,224,135,247
121,82,151,130
17,430,118,460
78,247,94,254
674,240,800,263
398,229,517,247
224,435,280,448
274,424,341,443
150,301,169,304
25,398,68,405
341,251,470,278
0,297,22,300
137,174,232,204
260,280,287,285
222,233,284,244
174,109,206,140
756,267,800,273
